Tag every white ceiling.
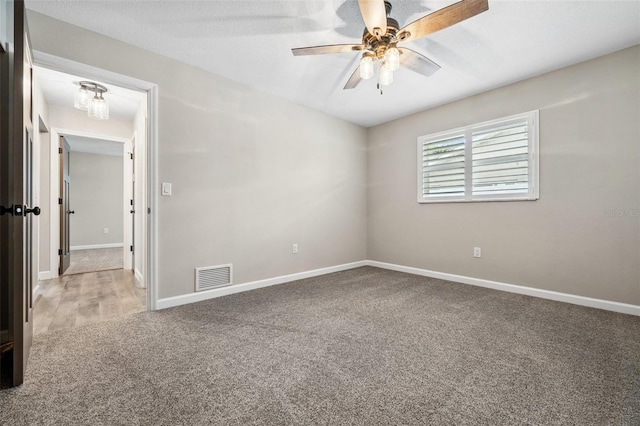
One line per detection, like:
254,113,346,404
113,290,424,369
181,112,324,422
35,66,145,121
26,0,640,127
64,135,124,157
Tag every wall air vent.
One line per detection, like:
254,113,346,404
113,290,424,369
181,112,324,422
195,264,232,292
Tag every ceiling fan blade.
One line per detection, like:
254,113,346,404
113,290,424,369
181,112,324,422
399,48,441,77
357,0,388,38
397,0,488,43
344,66,363,90
292,44,364,56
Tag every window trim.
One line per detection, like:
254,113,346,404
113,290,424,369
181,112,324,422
417,110,539,204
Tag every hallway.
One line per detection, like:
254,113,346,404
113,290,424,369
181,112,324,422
34,269,145,335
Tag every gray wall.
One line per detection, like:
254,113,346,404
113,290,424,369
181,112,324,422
69,151,124,247
368,45,640,305
27,11,368,299
27,11,638,306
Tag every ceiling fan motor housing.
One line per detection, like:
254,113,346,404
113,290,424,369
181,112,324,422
362,17,400,59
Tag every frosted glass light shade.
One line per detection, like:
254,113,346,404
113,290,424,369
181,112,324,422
88,95,109,120
360,56,374,80
379,63,393,86
74,87,91,110
384,47,400,71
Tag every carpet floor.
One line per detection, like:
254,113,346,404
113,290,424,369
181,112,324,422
65,247,123,275
0,266,638,425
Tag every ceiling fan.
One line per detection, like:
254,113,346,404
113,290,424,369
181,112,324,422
292,0,489,93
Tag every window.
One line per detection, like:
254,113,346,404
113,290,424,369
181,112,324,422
417,110,539,203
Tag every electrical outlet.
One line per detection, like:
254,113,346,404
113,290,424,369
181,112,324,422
473,247,481,258
292,243,298,254
104,228,109,234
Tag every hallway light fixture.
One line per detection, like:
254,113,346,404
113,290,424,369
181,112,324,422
74,81,109,120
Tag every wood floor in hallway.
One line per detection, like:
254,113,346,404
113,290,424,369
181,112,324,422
34,269,146,335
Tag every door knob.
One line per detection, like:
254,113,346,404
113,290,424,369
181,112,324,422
25,206,41,216
130,210,135,214
68,210,75,214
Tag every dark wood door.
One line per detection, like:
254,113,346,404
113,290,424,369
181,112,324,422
59,136,71,274
0,0,35,387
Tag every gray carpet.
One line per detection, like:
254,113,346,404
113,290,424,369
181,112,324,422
65,247,123,275
1,266,638,425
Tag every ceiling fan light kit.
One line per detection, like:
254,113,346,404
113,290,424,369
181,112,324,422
292,0,489,94
74,81,109,120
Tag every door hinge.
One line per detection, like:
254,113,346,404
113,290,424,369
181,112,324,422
58,198,63,205
130,199,134,206
58,147,63,154
58,249,62,255
130,245,134,252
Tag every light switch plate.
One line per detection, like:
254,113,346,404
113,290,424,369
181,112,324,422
161,182,172,196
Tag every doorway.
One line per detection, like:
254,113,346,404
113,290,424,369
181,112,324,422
31,64,151,334
1,3,158,386
59,134,128,276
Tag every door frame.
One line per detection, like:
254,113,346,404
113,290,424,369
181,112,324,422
50,130,133,274
33,51,159,311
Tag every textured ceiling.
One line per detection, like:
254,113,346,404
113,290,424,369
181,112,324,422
26,1,640,127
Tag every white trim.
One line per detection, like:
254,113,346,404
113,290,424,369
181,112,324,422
134,268,145,287
123,136,133,271
366,261,640,316
146,85,159,311
38,271,53,281
157,259,639,316
70,243,124,250
157,261,368,310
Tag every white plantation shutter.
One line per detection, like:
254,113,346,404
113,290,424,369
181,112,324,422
472,120,529,196
418,111,538,203
421,134,465,197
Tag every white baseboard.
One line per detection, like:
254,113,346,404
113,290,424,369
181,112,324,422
366,260,640,316
155,259,639,317
38,271,53,281
156,261,368,310
134,268,145,288
71,243,124,251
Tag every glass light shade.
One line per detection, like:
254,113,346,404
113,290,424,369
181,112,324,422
379,63,394,86
384,47,400,71
74,87,91,110
360,56,374,80
88,95,109,120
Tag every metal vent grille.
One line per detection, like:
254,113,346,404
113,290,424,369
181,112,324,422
195,264,232,292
